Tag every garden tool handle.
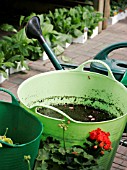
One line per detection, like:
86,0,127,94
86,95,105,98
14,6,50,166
0,88,19,106
120,71,127,86
30,104,81,123
94,42,127,60
76,59,116,80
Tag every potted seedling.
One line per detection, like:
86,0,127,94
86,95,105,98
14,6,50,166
0,25,43,74
0,51,14,83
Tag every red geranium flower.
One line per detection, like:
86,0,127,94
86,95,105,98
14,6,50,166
89,128,112,151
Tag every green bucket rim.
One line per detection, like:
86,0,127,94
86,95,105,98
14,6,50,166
34,104,127,125
18,70,127,125
18,60,127,126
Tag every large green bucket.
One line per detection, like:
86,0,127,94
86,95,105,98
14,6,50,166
0,88,43,170
18,60,127,170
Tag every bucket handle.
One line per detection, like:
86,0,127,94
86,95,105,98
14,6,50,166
30,103,82,124
75,59,116,80
0,88,19,106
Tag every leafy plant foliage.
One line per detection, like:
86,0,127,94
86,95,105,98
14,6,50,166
35,125,112,170
36,137,99,170
0,5,104,76
0,26,42,76
110,0,127,16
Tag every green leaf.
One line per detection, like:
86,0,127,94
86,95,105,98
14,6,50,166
37,149,49,161
7,55,22,62
19,12,37,26
83,152,93,160
51,155,65,164
73,29,82,38
84,0,93,5
42,23,54,35
15,28,27,41
45,34,52,47
40,161,48,170
38,14,44,26
21,60,29,70
36,168,42,170
53,45,64,56
0,69,8,78
2,36,13,42
0,51,4,62
73,147,84,154
19,15,25,26
0,24,17,32
3,62,14,68
58,147,66,155
61,55,71,63
74,158,81,164
19,46,29,56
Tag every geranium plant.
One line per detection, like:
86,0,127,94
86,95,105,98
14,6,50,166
35,121,112,170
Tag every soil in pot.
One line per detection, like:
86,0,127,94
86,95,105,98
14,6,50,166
37,104,117,122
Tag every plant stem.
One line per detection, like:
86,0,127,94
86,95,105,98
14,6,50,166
27,160,31,170
24,155,31,170
4,128,8,136
63,128,66,150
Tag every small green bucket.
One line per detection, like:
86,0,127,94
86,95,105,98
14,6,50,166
18,60,127,170
0,88,43,170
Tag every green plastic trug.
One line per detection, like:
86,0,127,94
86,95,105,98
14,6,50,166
18,60,127,170
0,88,43,170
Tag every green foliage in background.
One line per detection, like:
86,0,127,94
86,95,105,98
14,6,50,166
0,4,104,76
